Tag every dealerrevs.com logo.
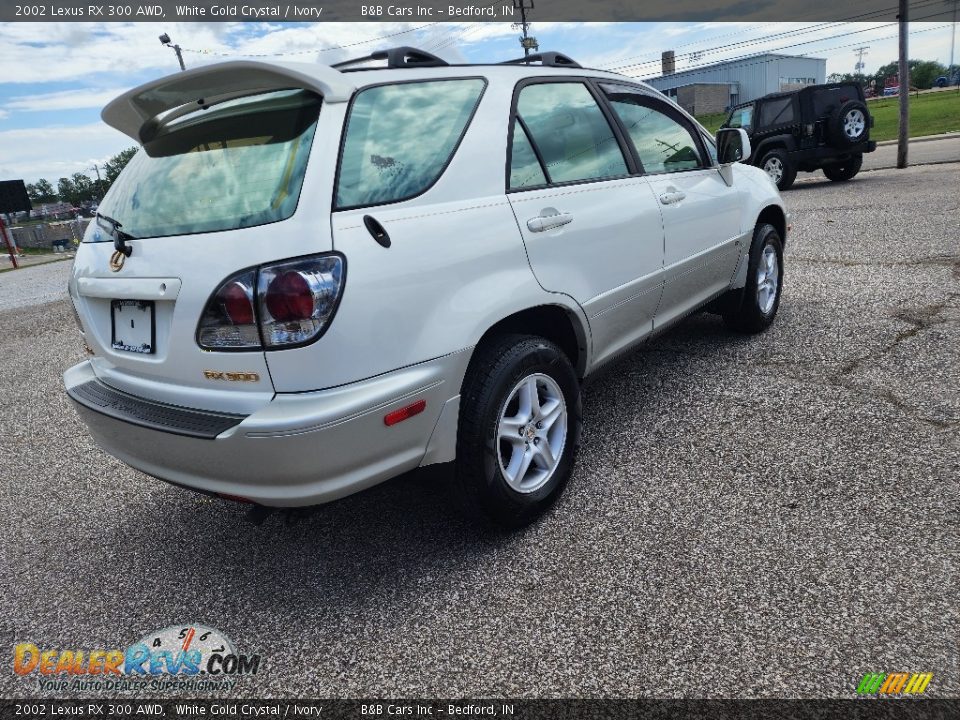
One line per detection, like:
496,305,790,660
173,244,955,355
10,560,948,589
857,672,933,696
13,624,261,693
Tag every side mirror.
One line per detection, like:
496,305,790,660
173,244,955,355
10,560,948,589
716,128,752,165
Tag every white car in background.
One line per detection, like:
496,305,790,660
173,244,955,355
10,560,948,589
65,48,788,527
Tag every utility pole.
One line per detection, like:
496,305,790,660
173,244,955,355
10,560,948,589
950,0,958,81
512,0,538,58
90,164,104,203
897,0,909,169
853,46,869,77
159,32,186,71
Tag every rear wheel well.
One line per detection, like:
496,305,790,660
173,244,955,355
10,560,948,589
472,306,587,381
757,205,787,244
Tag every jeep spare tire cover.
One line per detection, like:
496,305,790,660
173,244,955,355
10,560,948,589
831,100,869,144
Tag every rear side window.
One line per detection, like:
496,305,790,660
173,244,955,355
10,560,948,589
335,79,486,209
758,96,796,127
512,82,628,187
93,89,321,240
813,85,861,116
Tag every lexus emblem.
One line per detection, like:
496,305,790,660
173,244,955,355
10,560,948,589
109,250,126,272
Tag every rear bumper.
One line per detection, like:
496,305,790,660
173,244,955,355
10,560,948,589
790,141,875,167
64,351,470,507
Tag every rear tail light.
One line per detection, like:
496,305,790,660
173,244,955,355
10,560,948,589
196,254,344,351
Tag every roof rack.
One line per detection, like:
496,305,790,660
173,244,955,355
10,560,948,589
499,52,582,69
332,46,448,70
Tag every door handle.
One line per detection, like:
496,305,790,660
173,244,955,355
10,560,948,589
527,210,573,232
659,191,686,205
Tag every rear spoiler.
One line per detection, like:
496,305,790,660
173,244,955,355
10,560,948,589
102,60,356,143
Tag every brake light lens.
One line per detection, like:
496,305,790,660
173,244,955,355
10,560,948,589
197,270,260,349
258,256,343,348
196,254,344,351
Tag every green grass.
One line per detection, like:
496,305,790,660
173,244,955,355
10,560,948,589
695,88,960,142
867,89,960,141
696,112,730,135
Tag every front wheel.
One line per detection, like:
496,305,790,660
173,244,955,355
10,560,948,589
759,149,797,191
455,334,582,528
823,154,863,182
722,223,784,334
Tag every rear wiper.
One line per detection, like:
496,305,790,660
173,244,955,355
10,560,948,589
96,212,136,257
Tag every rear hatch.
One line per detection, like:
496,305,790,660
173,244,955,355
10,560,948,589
71,61,353,414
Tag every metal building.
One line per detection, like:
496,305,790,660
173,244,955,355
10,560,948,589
642,52,827,115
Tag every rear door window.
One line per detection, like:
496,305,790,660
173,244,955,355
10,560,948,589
92,89,322,240
335,79,486,209
511,82,628,187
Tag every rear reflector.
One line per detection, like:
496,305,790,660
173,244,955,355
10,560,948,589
218,493,253,504
384,399,427,427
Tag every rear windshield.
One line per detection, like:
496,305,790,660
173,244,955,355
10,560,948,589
90,89,321,241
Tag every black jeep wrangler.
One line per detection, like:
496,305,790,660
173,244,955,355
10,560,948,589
722,83,877,190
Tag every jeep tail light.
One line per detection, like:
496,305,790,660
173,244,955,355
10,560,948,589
196,254,345,352
197,270,260,349
258,255,344,348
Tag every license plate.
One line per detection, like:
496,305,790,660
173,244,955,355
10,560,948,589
111,300,155,354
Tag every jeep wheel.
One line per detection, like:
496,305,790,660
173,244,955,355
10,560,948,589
832,100,869,145
722,223,784,334
823,154,863,182
760,149,797,191
455,334,582,527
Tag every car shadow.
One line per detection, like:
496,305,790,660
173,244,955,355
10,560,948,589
103,311,760,614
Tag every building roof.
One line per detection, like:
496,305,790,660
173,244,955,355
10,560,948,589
642,52,826,83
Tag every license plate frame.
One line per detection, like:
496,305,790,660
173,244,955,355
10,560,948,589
110,299,156,354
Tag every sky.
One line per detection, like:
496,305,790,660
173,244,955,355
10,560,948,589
0,20,956,184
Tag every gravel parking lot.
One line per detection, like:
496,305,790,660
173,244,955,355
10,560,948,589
1,164,957,699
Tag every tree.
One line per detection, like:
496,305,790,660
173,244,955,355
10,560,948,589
871,59,947,90
103,146,139,188
56,174,98,207
910,60,948,89
26,178,57,205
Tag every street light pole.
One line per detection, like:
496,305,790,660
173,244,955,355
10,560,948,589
159,32,186,71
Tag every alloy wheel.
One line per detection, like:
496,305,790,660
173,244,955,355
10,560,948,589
496,373,568,494
756,243,779,314
844,109,866,139
763,157,784,183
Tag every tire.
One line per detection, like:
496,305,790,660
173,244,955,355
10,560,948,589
823,154,863,182
722,223,784,334
830,100,869,145
759,148,797,191
455,334,582,528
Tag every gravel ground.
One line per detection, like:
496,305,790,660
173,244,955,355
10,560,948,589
0,258,72,310
1,164,957,699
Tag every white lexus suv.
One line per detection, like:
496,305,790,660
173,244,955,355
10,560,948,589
65,48,788,526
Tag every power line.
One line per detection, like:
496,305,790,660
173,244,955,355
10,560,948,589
621,8,954,78
602,0,948,72
629,23,948,82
